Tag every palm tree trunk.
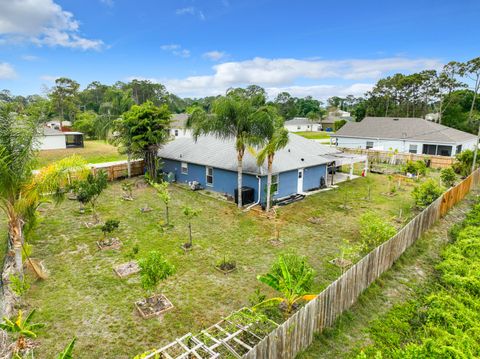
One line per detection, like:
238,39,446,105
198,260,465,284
8,215,23,277
266,155,274,212
127,152,132,178
237,149,244,208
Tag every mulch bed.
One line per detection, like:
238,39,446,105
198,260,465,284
135,294,174,319
97,238,122,250
113,261,140,278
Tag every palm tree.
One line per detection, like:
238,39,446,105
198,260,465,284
187,89,267,207
256,253,316,317
0,108,87,277
256,112,289,212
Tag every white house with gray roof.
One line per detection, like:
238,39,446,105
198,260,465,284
333,117,477,157
169,113,192,138
37,127,84,150
284,117,322,132
158,133,366,206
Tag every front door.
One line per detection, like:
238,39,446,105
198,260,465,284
297,169,304,193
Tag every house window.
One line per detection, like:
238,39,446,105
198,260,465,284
366,141,374,149
422,144,437,155
271,174,279,195
181,162,188,175
456,145,463,154
409,144,418,154
174,129,179,136
206,167,213,186
297,126,301,130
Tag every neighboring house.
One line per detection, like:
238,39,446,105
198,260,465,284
46,120,73,131
328,109,351,118
319,116,354,132
169,113,192,138
285,117,322,132
37,127,84,150
333,117,477,157
425,113,440,122
158,133,366,205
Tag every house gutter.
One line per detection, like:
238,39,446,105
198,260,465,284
243,175,262,212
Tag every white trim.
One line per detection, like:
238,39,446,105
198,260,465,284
181,162,188,175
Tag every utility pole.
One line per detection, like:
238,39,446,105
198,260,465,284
472,124,480,174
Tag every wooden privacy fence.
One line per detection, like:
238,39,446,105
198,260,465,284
341,148,455,169
90,159,144,181
243,168,480,359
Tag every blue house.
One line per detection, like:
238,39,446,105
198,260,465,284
159,133,364,206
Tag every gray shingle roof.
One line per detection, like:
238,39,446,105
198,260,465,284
285,117,318,126
158,133,342,175
42,127,65,136
334,117,477,144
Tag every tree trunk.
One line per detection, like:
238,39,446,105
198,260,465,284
237,149,244,208
468,76,480,123
127,152,132,178
266,155,274,212
8,216,23,277
165,205,169,226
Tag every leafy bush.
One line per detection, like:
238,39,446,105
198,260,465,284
73,170,108,219
440,167,456,187
100,219,120,237
411,179,444,208
9,274,30,297
403,160,427,176
138,251,176,296
453,149,474,177
359,212,396,252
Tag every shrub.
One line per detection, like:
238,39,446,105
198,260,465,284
453,149,474,177
359,212,396,252
73,170,108,220
440,167,456,187
100,219,120,237
138,251,176,296
411,179,444,208
9,274,30,297
403,160,427,176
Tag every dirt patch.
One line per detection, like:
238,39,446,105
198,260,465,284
308,217,322,224
97,238,122,250
114,261,140,278
135,294,174,319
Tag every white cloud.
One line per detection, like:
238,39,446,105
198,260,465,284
176,7,195,15
175,6,205,20
161,44,190,58
266,83,375,100
21,54,40,61
203,50,228,61
0,62,16,79
157,56,441,98
0,0,103,50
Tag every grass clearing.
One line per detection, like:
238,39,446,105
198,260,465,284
36,140,126,168
294,131,332,140
15,171,419,358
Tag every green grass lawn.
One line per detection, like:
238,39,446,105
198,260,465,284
18,171,418,358
36,140,126,168
294,131,332,140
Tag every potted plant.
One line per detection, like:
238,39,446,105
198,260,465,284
97,219,121,250
215,255,237,274
181,206,201,251
135,251,176,318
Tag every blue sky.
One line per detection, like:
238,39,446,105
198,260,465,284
0,0,479,99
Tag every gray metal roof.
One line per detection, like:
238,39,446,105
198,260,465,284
285,117,318,126
334,117,477,144
170,113,189,128
158,133,342,175
42,127,65,136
